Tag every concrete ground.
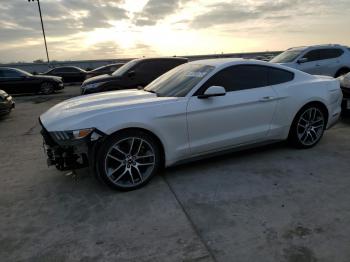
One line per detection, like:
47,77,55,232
1,86,350,262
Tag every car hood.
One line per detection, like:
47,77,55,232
40,89,177,131
82,74,117,86
35,75,62,82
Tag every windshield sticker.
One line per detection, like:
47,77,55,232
185,71,208,78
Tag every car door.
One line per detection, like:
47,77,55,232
49,68,66,81
297,50,323,75
69,68,86,82
317,48,344,76
0,69,9,92
0,69,34,94
61,68,78,83
187,65,278,155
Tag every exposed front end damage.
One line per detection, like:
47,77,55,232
39,119,105,171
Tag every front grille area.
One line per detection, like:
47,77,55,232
41,128,57,146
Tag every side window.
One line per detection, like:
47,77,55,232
302,50,320,62
0,70,4,77
134,62,149,72
319,48,344,60
52,68,65,73
160,60,184,72
1,69,22,77
200,65,269,93
68,68,80,73
135,61,163,75
268,67,294,85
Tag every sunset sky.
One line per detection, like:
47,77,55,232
0,0,349,63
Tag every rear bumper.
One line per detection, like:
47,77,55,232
327,91,342,129
341,87,350,110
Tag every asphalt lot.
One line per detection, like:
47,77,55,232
1,86,350,262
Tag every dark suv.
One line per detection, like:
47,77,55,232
81,57,188,95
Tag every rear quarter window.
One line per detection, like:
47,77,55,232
319,48,344,60
268,67,294,85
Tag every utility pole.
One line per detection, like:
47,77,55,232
28,0,50,64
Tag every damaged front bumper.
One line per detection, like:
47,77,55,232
39,119,105,171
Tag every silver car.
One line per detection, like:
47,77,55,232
271,44,350,77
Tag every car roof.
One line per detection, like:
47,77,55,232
134,57,188,62
52,66,82,69
188,58,290,68
189,58,245,67
188,58,308,74
288,44,346,51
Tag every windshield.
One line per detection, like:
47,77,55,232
112,59,139,76
144,64,214,97
270,50,303,63
16,68,32,76
92,65,112,72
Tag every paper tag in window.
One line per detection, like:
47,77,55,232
185,72,207,77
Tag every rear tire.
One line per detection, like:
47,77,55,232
40,82,55,95
96,130,162,191
288,104,327,149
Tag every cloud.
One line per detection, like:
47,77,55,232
191,3,260,28
0,0,127,40
189,0,348,28
134,0,187,26
0,0,349,63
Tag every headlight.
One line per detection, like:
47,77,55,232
52,128,94,141
83,82,104,90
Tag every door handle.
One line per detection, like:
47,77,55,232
259,96,275,102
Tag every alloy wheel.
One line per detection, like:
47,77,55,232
297,107,325,146
104,137,156,188
41,82,54,95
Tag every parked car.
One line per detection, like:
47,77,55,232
0,90,15,116
0,67,64,95
271,44,350,77
39,58,342,191
85,63,124,79
338,72,350,111
41,66,87,83
81,57,188,95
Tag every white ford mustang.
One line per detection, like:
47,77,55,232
40,59,342,191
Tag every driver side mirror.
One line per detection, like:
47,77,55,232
297,57,308,64
127,70,136,78
198,86,226,99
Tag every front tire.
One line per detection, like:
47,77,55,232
288,105,327,149
335,68,350,78
40,82,55,95
96,130,162,191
